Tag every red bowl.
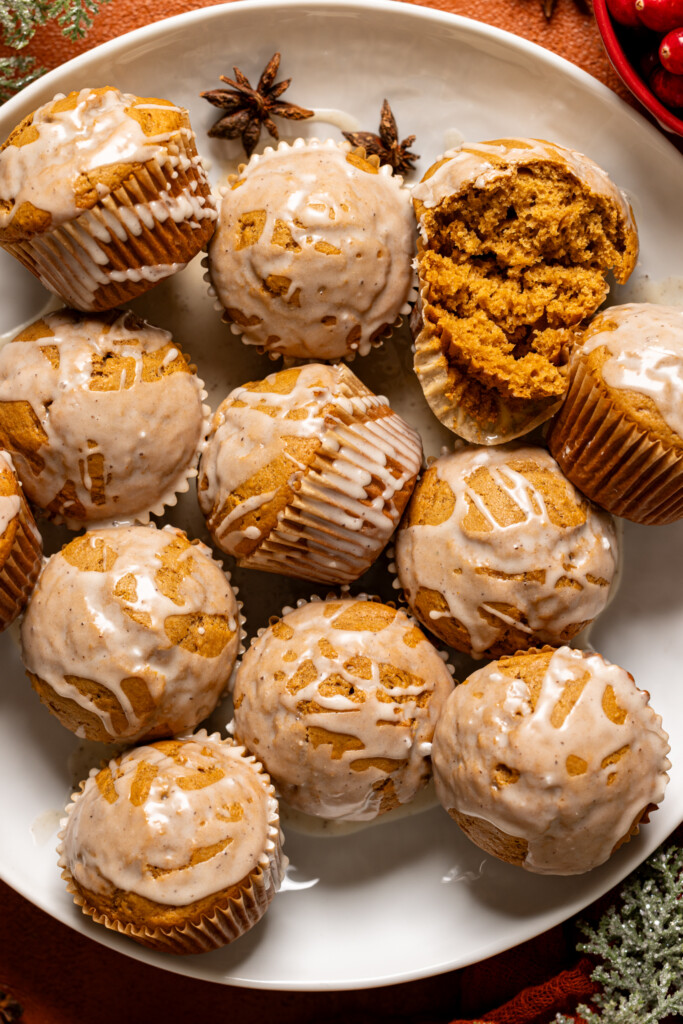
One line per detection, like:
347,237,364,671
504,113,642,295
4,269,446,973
593,0,683,136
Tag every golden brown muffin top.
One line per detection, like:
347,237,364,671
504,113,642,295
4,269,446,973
395,443,618,657
0,87,192,242
197,362,422,564
0,308,208,526
61,735,278,920
576,303,683,451
208,139,415,360
233,597,454,821
432,645,670,874
21,524,240,743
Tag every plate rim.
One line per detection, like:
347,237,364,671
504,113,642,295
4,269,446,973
1,0,681,167
0,0,682,992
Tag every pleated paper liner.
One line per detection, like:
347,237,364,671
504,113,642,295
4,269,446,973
0,489,42,631
236,373,423,584
2,131,217,313
204,137,417,364
57,731,285,955
412,286,564,446
547,354,683,525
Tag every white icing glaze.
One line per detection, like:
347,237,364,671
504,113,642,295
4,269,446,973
63,737,279,905
395,444,618,656
208,139,415,359
233,597,454,822
432,646,670,874
0,449,20,537
0,493,20,538
21,524,240,741
0,88,185,228
198,363,423,583
0,309,208,525
580,303,683,439
411,138,635,240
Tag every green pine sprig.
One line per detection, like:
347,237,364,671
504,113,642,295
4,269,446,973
0,0,110,103
557,844,683,1024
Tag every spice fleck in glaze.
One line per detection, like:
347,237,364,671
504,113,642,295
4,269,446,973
0,308,209,527
59,734,284,952
21,525,241,743
233,597,454,822
395,443,618,658
432,646,670,875
198,363,422,584
207,139,415,360
0,87,216,310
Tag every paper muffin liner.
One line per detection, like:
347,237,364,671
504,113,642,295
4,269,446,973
0,489,42,631
412,281,564,445
547,354,683,525
56,730,285,954
205,137,416,363
50,370,212,531
238,374,423,584
3,131,217,313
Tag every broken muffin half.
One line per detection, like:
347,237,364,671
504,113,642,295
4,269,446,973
411,139,638,444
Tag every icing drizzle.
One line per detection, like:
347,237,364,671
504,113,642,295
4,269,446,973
396,444,618,655
63,737,278,905
233,597,454,821
432,646,670,874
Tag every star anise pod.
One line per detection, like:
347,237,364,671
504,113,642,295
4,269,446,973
200,52,314,157
342,99,419,176
541,0,591,20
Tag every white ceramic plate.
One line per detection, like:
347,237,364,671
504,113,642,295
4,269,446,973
0,0,682,992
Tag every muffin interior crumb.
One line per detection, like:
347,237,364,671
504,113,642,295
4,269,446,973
419,163,633,405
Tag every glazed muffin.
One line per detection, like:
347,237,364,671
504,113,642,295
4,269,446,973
21,525,242,743
198,363,422,584
432,646,670,874
395,443,618,658
0,308,209,527
0,86,216,311
411,139,638,443
58,732,284,953
207,138,415,360
0,449,42,631
548,303,683,525
233,597,454,822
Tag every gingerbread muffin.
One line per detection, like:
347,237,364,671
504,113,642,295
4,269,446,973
21,525,242,743
0,87,216,310
207,138,415,360
548,303,683,525
0,449,42,631
58,732,284,953
395,443,618,658
0,308,209,527
233,597,454,822
432,646,670,874
198,363,422,584
411,139,638,443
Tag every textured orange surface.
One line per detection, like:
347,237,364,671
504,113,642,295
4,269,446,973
6,0,631,102
0,3,676,1022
